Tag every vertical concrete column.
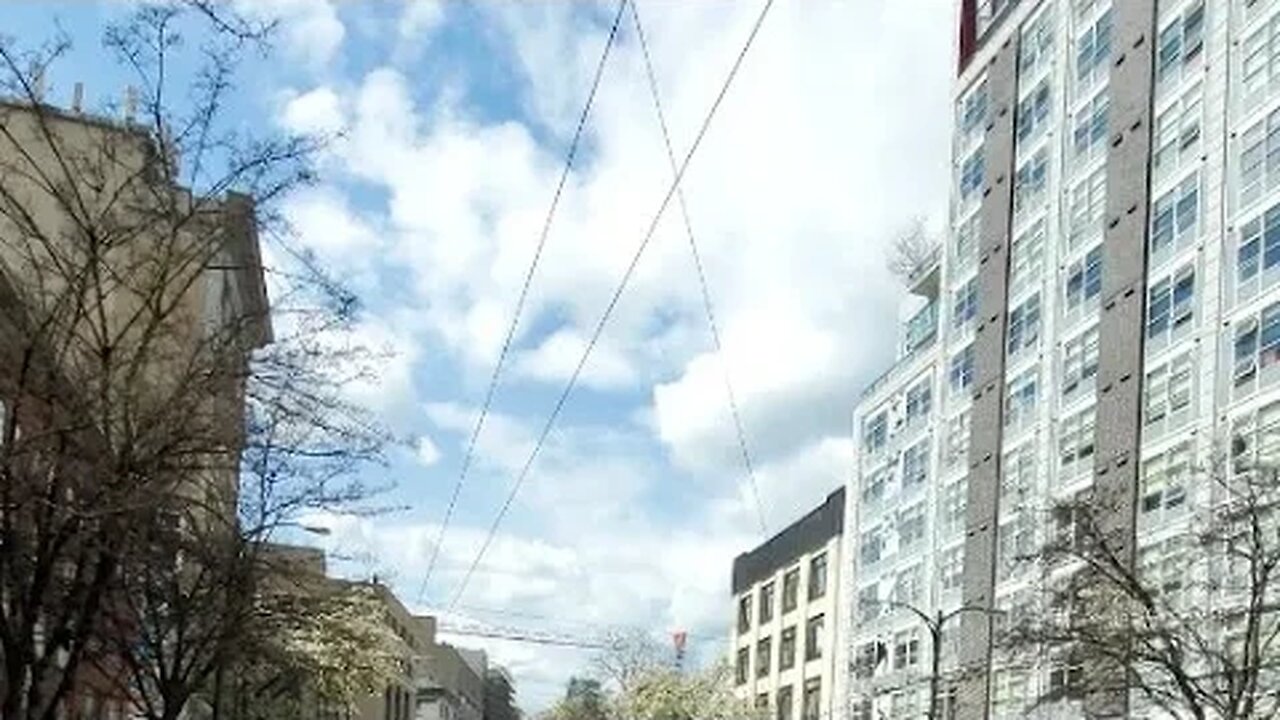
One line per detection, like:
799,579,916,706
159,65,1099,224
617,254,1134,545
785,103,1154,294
957,31,1019,720
1088,1,1158,716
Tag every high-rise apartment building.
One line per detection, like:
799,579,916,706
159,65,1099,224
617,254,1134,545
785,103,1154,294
731,489,845,720
845,0,1274,717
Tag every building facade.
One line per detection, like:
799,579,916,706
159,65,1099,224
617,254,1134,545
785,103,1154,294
731,489,844,720
847,0,1275,717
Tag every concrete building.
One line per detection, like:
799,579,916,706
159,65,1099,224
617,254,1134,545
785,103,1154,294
731,489,844,720
847,0,1274,717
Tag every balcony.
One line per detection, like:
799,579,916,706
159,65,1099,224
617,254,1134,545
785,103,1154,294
860,302,939,401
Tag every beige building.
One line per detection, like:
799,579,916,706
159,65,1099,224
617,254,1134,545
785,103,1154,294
731,489,844,720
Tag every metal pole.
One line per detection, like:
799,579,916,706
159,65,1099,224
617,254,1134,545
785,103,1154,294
928,611,941,720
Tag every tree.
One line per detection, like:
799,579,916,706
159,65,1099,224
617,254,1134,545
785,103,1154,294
884,217,937,283
1002,446,1280,719
543,632,748,720
0,3,386,719
229,582,402,719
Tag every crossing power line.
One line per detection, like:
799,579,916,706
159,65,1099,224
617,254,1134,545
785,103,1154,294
447,0,778,611
415,0,631,605
628,0,768,539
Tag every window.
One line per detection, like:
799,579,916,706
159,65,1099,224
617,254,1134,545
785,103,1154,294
952,277,978,330
1147,264,1196,345
890,689,922,718
1064,245,1103,315
1076,8,1113,92
738,595,753,634
851,697,874,720
939,480,967,537
1005,369,1039,430
960,148,985,201
1016,82,1051,144
1019,9,1054,77
757,694,769,711
892,629,921,670
1010,220,1046,294
736,647,750,685
1241,107,1280,209
954,211,980,267
1058,406,1096,481
940,545,964,591
998,511,1035,581
1234,303,1280,389
864,412,887,454
861,466,890,506
1007,294,1042,358
1048,658,1085,699
1062,325,1099,397
779,626,797,670
857,584,879,623
760,582,775,624
1002,442,1037,501
1153,85,1201,180
1013,149,1049,214
805,615,825,661
976,0,1016,37
802,678,821,720
808,553,828,600
906,379,933,423
860,528,884,566
1150,172,1200,261
1141,440,1190,524
943,411,970,469
898,503,926,549
991,669,1029,717
777,686,794,720
958,80,988,139
854,642,882,679
1140,536,1188,605
783,567,800,613
1068,165,1107,247
892,563,923,606
949,345,975,395
757,637,772,678
1073,89,1109,160
1156,1,1205,88
1144,352,1195,430
902,439,930,489
1239,204,1280,296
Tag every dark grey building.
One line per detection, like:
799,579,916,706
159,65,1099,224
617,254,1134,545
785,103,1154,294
730,488,845,720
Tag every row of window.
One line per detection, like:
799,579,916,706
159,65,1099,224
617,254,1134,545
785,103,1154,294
735,616,826,683
748,677,822,720
860,503,926,567
852,630,922,679
737,553,828,633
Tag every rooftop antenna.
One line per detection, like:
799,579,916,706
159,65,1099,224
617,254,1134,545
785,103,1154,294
71,82,84,114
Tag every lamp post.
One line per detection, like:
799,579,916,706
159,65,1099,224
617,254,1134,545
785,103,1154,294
876,601,1003,720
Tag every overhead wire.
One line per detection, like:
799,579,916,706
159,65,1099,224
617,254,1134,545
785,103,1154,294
447,0,778,611
628,0,768,538
415,0,631,605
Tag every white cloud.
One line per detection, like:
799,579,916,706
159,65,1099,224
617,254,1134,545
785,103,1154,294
416,435,442,467
513,328,636,390
399,0,446,41
279,86,345,137
236,0,345,69
268,0,954,710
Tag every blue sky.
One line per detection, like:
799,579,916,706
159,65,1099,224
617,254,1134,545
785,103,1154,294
7,0,955,709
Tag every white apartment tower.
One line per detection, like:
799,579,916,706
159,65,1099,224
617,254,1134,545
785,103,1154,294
731,490,845,720
846,0,1280,717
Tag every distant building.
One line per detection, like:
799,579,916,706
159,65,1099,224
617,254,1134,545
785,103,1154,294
730,488,844,720
417,640,486,720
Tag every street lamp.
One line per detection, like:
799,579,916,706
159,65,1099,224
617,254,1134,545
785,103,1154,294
871,600,1004,720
